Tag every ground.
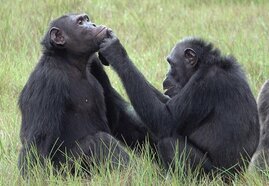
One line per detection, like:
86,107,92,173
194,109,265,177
1,0,269,185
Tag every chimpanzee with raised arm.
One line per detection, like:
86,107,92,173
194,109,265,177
18,14,147,176
99,31,259,175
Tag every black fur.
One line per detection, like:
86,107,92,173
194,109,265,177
250,80,269,171
18,14,146,176
99,34,260,175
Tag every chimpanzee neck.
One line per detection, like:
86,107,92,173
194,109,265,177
65,52,90,73
43,49,93,75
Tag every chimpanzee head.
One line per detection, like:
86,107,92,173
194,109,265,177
163,37,220,98
42,13,108,56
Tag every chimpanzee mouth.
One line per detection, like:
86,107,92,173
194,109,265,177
96,26,107,37
163,86,174,97
163,84,174,91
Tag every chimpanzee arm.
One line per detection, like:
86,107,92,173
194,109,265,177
99,34,213,139
88,55,148,146
166,76,215,135
151,84,170,103
19,61,69,159
92,54,169,104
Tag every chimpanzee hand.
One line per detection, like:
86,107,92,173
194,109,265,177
98,29,128,67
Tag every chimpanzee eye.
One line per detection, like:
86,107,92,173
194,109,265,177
85,16,90,22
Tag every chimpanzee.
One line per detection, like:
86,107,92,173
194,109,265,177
250,80,269,171
18,14,147,176
98,32,260,175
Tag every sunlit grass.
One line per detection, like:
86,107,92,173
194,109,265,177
1,0,269,185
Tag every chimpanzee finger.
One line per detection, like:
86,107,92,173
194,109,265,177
106,28,113,38
106,28,118,40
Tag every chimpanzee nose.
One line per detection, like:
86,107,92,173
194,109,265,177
91,23,96,27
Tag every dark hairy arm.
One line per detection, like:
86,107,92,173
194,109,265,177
89,55,148,146
98,32,213,138
98,33,174,138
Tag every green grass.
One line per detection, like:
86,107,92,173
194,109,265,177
1,0,269,185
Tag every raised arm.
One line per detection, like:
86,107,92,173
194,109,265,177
89,55,149,146
98,32,214,139
99,33,175,138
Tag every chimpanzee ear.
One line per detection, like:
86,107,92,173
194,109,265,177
184,48,197,66
49,27,66,46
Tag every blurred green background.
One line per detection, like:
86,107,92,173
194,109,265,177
0,0,269,185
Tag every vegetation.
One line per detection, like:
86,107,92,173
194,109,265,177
1,0,269,185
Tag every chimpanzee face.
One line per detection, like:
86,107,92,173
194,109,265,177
163,41,198,98
49,13,108,55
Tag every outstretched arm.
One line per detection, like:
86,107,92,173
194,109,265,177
98,32,213,139
88,55,149,146
98,33,175,139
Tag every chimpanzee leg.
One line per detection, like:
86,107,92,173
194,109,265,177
71,132,130,168
157,136,214,173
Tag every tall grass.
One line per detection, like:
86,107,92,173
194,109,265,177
1,0,269,185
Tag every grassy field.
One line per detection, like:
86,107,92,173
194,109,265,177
1,0,269,185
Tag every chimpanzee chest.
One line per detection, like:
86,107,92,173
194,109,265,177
61,71,109,144
68,72,106,113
